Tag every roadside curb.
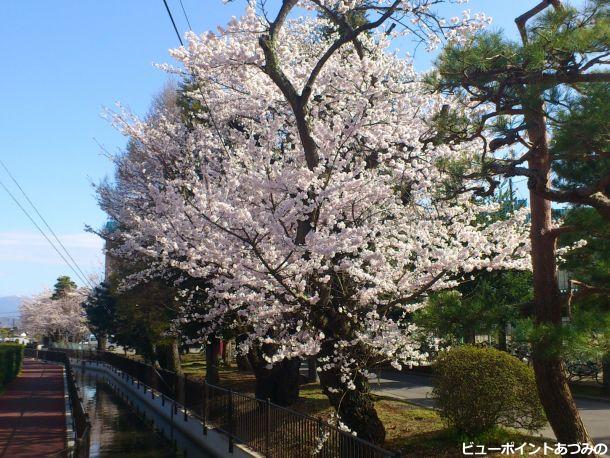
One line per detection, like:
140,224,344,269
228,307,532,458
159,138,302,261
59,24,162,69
573,394,610,404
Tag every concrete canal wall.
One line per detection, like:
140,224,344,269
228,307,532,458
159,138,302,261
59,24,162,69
71,359,260,458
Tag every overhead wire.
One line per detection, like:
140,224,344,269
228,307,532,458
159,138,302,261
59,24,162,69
179,0,193,31
162,0,184,46
0,178,92,288
160,0,233,159
0,159,94,288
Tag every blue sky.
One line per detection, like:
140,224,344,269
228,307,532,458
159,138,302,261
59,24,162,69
0,1,550,297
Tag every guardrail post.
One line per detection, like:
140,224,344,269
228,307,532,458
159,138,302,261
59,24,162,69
202,381,208,436
228,389,234,453
265,398,271,457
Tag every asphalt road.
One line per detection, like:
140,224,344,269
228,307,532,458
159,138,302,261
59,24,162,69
370,370,610,454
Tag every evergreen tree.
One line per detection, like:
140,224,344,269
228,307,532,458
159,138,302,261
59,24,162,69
554,85,610,393
427,0,609,446
416,270,533,345
51,275,77,299
106,263,182,374
83,282,117,351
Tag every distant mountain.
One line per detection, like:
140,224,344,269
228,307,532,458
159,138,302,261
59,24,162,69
0,296,22,327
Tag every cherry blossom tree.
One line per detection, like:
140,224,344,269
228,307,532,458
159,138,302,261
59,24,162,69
20,288,89,344
97,3,528,442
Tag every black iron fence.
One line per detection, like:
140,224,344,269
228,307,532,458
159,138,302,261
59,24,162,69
203,382,395,458
49,348,397,458
24,348,91,458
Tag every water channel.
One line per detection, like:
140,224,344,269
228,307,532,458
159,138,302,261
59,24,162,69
75,368,212,457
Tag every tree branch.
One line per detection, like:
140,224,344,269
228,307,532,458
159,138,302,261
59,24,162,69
381,269,448,312
543,225,577,239
533,71,610,86
515,0,559,43
301,0,403,106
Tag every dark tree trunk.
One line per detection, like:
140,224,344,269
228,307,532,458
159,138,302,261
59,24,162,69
235,335,252,371
602,353,610,395
236,353,252,371
526,103,592,448
317,343,385,445
221,340,228,364
97,334,108,352
307,356,318,382
498,323,508,352
247,348,300,406
156,338,182,374
464,329,476,344
205,337,220,384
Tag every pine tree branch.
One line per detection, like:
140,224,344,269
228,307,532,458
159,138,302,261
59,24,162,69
483,163,610,218
532,72,610,86
542,226,578,239
515,0,558,43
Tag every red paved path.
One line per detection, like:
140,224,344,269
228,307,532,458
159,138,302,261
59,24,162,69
0,359,67,457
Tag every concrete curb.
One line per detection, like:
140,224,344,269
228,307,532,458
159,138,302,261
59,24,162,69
572,394,610,404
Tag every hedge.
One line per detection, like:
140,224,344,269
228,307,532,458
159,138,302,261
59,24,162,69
432,345,546,437
0,343,24,388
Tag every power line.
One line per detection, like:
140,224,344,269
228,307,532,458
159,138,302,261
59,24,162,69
0,159,94,288
162,0,184,46
0,178,91,288
0,177,91,287
160,0,232,160
179,0,192,31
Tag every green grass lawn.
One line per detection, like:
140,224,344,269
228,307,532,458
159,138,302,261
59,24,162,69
180,353,554,457
180,352,206,375
294,383,554,457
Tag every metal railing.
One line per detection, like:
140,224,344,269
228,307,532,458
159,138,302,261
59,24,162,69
24,349,91,458
203,382,396,458
52,348,397,457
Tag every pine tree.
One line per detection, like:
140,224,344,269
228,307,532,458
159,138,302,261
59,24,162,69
83,282,117,351
554,83,610,393
427,0,609,447
51,275,77,300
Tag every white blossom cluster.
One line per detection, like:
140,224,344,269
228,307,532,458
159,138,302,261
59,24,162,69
20,289,89,341
556,239,588,266
98,8,528,396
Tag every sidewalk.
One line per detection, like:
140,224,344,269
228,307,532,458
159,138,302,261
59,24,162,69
370,370,610,453
0,359,67,457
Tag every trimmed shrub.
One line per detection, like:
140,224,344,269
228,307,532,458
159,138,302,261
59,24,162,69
432,345,546,437
0,343,24,388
